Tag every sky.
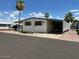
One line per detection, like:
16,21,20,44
0,0,79,23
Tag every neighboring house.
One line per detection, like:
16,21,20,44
71,21,79,29
76,22,79,29
22,17,63,33
0,22,11,30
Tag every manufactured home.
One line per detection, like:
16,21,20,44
22,17,63,33
15,17,71,34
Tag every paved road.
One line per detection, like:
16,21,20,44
0,32,79,59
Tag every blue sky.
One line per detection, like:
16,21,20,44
0,0,79,22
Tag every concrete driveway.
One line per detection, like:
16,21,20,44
0,30,79,42
0,32,79,59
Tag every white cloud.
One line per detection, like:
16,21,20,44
4,11,20,23
29,12,53,18
4,11,9,14
29,12,37,16
0,18,9,22
8,11,19,19
0,11,24,24
7,11,24,23
35,12,45,18
75,17,79,20
49,15,53,18
11,11,19,15
69,9,79,12
20,17,25,20
29,12,45,18
0,11,19,21
74,12,79,15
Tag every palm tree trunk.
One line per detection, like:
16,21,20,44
18,11,21,32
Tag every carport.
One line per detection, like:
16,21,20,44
51,20,62,34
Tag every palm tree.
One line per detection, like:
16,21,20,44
64,12,75,30
16,0,24,11
16,0,24,32
64,12,74,23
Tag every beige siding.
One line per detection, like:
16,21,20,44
23,19,47,33
47,20,53,33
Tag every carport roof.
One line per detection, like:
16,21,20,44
23,17,62,22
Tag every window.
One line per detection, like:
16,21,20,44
35,21,42,26
25,22,31,26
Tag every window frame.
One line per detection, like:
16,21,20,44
35,21,42,26
24,21,31,26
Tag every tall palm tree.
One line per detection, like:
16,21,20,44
16,0,24,11
64,12,74,23
16,0,24,32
